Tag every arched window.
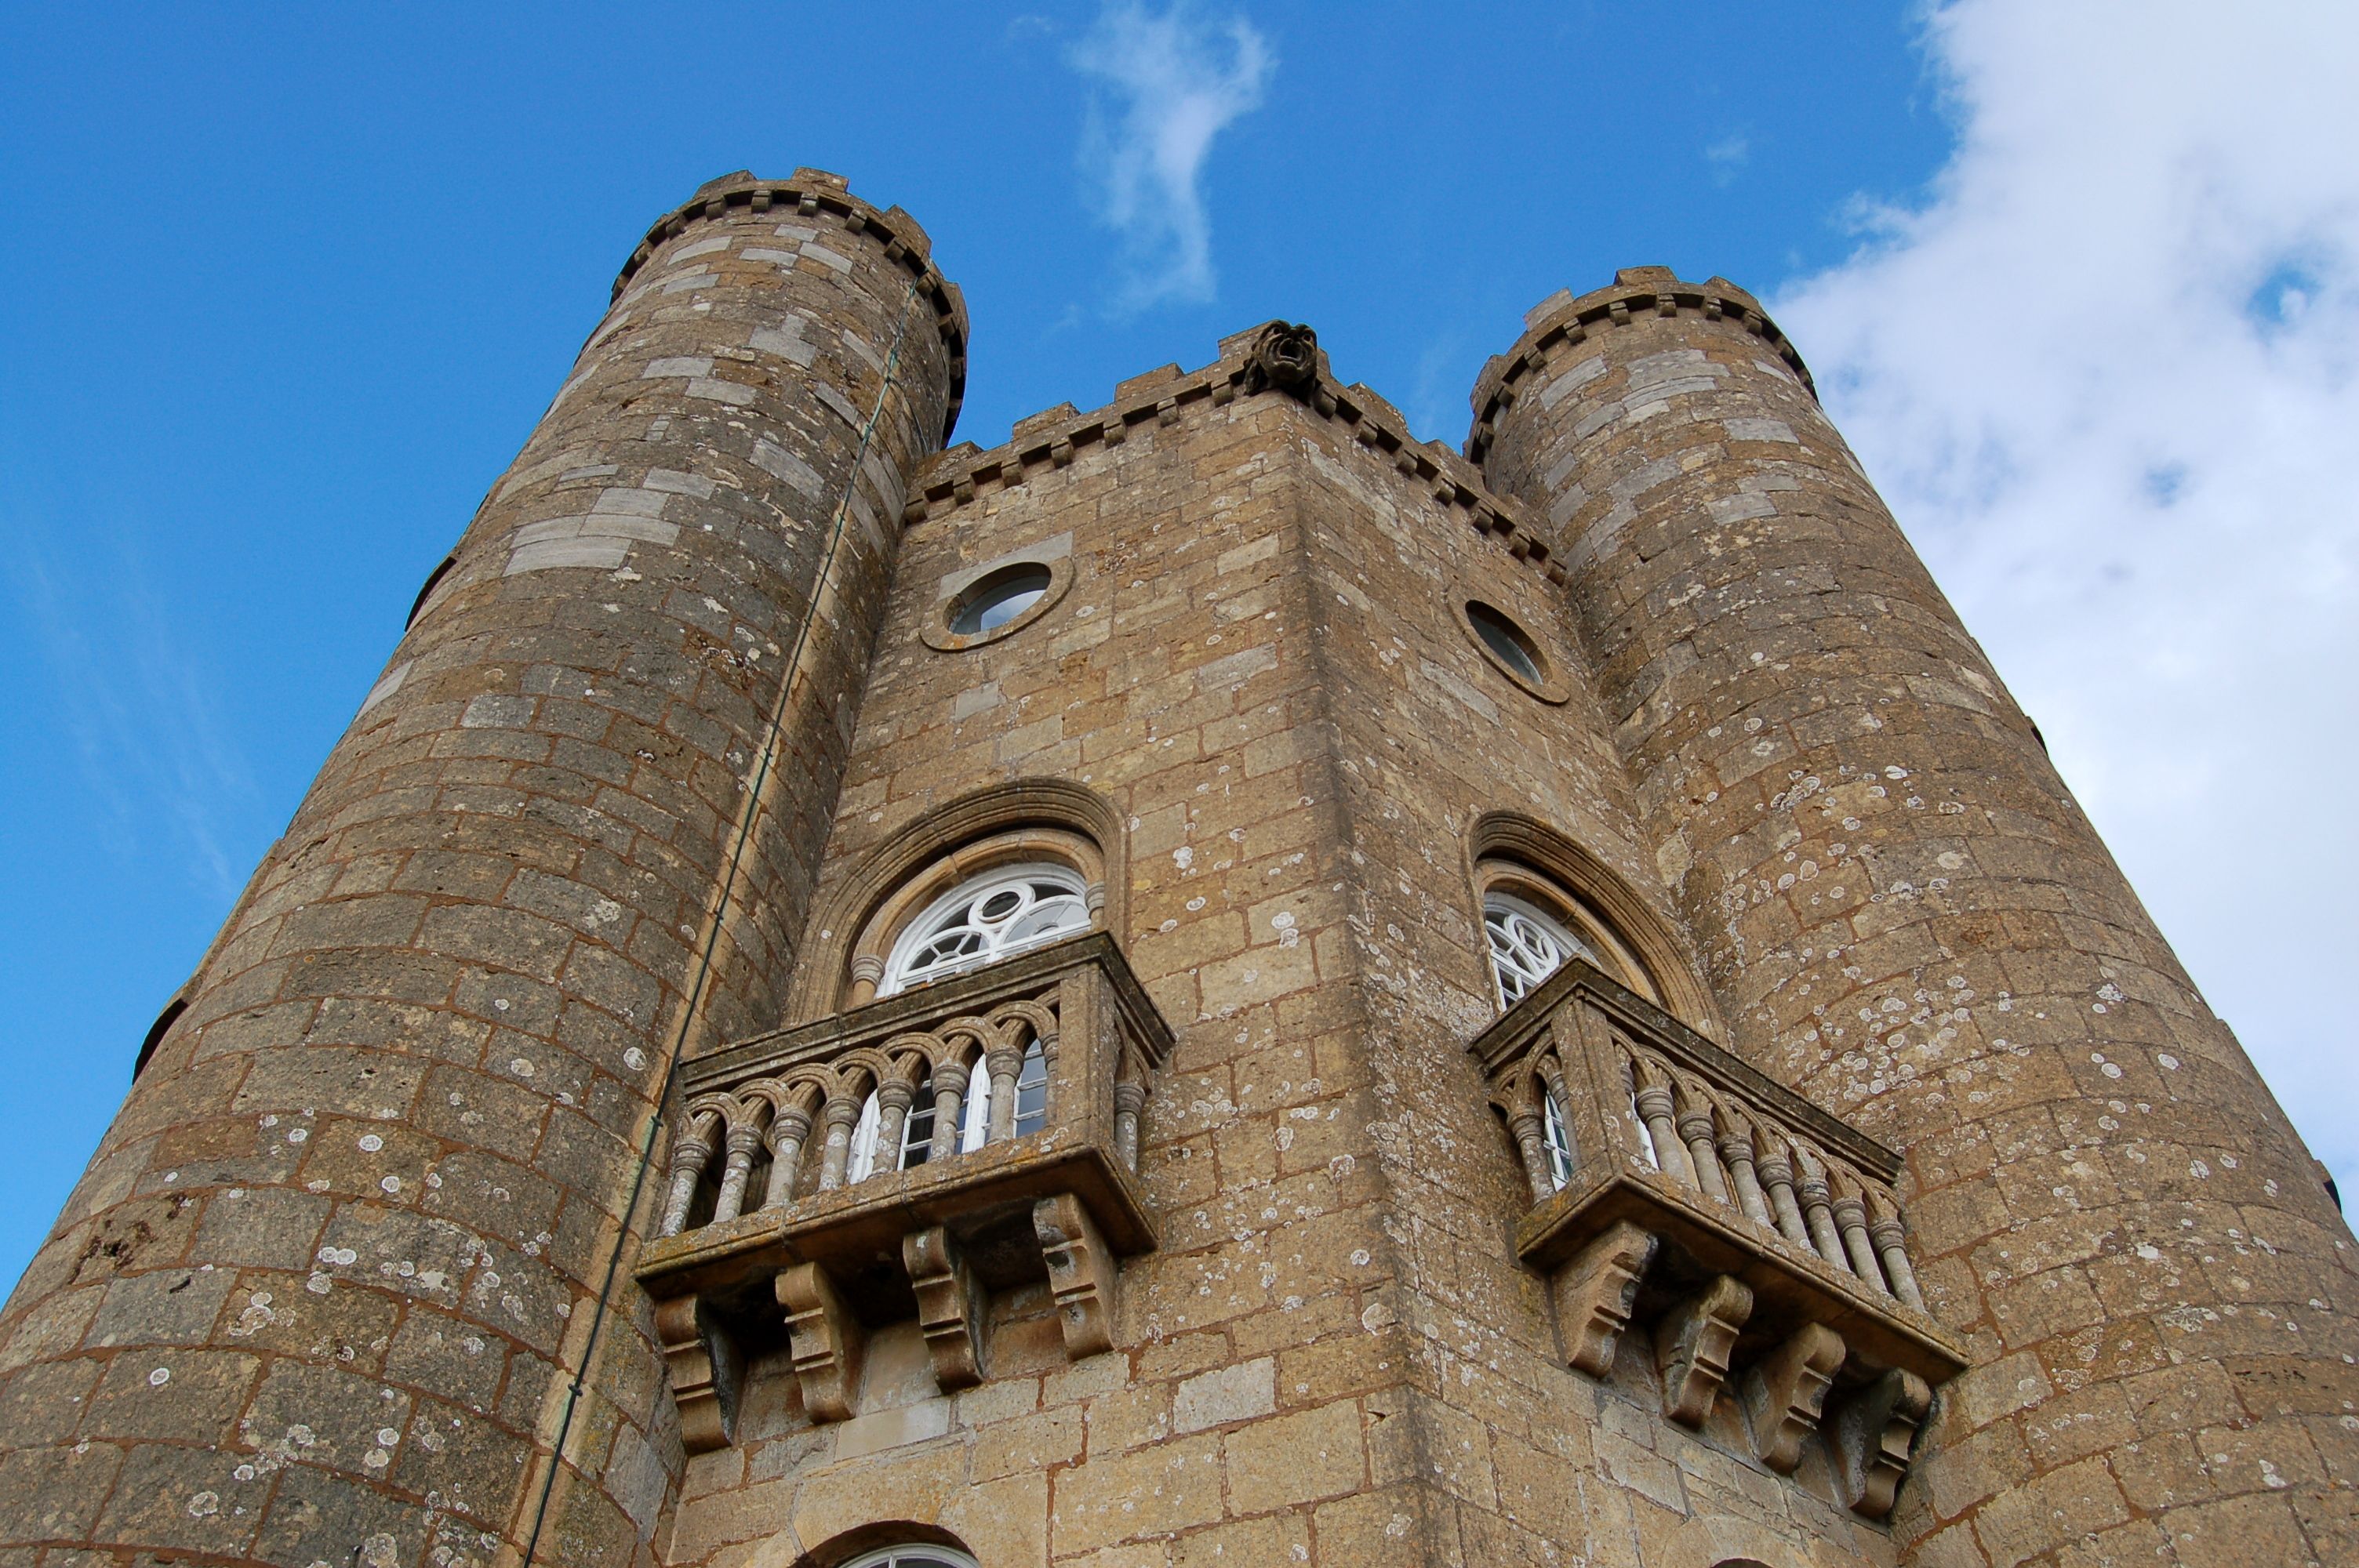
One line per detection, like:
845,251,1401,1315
1475,861,1659,1011
880,863,1089,997
1540,1080,1576,1190
844,1058,998,1185
1484,891,1600,1006
840,1548,980,1568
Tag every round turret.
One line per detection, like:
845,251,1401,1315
1472,267,2357,1566
0,169,961,1566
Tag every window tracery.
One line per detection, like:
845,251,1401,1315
1474,857,1662,1011
880,862,1090,997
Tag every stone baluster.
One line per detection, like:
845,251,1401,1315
711,1120,766,1223
1754,1132,1815,1250
658,1112,722,1237
1675,1079,1732,1203
871,1081,914,1179
1113,1079,1147,1173
1794,1145,1849,1269
1630,1056,1694,1185
816,1094,861,1190
761,1105,813,1210
1509,1107,1557,1202
1830,1175,1892,1294
984,1044,1023,1142
1869,1203,1927,1311
929,1060,971,1162
1717,1107,1773,1226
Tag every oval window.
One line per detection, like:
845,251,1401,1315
1466,601,1545,684
951,563,1053,637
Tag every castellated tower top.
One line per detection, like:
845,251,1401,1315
612,166,972,443
1465,265,1816,466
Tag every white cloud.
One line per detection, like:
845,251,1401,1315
14,537,255,898
1774,0,2359,1194
1704,132,1750,187
1069,1,1273,311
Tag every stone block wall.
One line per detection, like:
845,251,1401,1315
659,340,1914,1567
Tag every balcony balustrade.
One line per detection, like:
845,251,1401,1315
1468,960,1969,1520
634,932,1171,1450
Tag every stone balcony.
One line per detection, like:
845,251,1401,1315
634,932,1172,1450
1468,960,1969,1520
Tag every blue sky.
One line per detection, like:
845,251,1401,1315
5,2,2354,1290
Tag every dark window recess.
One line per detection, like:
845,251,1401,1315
133,997,188,1080
1467,601,1546,684
951,563,1052,636
406,554,459,630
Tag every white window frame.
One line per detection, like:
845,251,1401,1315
1483,891,1601,1008
1541,1083,1576,1190
839,1548,981,1568
879,862,1090,997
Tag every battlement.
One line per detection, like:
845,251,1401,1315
905,321,1567,585
1465,267,1816,464
615,167,971,441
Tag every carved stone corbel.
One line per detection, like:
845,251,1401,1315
904,1224,987,1391
775,1261,865,1422
1548,1219,1659,1376
652,1293,742,1454
1656,1273,1754,1427
1834,1367,1932,1519
1742,1322,1846,1473
1034,1192,1118,1359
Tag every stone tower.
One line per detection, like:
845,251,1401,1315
1,181,2349,1568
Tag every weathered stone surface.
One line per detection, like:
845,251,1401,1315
5,199,2350,1568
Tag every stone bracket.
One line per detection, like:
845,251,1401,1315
776,1260,866,1423
652,1292,742,1454
1549,1219,1659,1376
1656,1273,1754,1428
904,1223,987,1392
1034,1192,1118,1359
1742,1322,1846,1473
1834,1367,1932,1519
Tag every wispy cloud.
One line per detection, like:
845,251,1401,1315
1068,1,1274,312
1774,0,2359,1194
14,535,256,898
1703,131,1750,187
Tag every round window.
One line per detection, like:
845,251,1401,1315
1465,601,1546,684
951,563,1053,637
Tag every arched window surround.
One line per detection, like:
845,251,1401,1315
786,779,1126,1023
786,1524,980,1568
1467,811,1723,1040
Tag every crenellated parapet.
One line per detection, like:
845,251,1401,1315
1464,266,1815,466
612,167,971,441
903,321,1568,584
